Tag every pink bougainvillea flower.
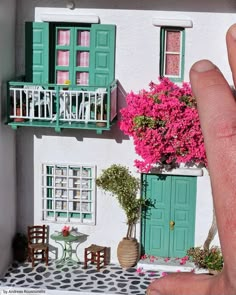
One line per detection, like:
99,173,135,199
141,254,148,260
149,256,156,262
182,256,189,261
62,225,70,232
136,267,145,274
119,77,207,172
149,271,156,276
164,257,170,262
176,270,181,272
179,255,189,265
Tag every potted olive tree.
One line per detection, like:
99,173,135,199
96,164,146,268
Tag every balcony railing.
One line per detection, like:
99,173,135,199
7,80,118,133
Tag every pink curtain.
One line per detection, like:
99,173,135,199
78,30,90,46
57,30,70,46
57,71,69,84
165,31,181,76
76,72,89,85
166,31,180,52
165,55,180,76
77,51,89,67
57,50,69,66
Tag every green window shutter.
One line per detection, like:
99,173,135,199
25,22,49,83
89,24,116,86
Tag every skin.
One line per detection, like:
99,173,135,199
146,23,236,295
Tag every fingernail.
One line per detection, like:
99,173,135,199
191,60,216,73
228,24,236,40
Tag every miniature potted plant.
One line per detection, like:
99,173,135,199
187,245,223,274
95,103,107,127
12,232,28,262
63,79,71,90
62,225,70,237
13,98,26,122
96,164,146,268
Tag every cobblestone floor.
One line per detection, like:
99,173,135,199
0,260,162,294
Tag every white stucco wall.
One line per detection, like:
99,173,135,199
0,0,16,275
14,1,234,262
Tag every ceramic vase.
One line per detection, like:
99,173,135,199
117,238,139,268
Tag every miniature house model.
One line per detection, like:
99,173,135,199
0,0,235,274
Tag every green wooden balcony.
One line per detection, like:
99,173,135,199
7,80,118,133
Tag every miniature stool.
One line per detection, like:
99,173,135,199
84,244,107,271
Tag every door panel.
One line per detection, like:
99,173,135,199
141,174,196,258
169,177,196,257
142,175,171,257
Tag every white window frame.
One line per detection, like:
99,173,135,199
41,163,96,225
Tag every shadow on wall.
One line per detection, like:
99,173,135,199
14,79,129,234
16,129,34,233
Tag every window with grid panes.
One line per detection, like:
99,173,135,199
42,163,96,224
25,22,115,87
55,27,90,85
160,27,185,82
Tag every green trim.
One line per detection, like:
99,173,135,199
47,212,92,219
160,27,185,82
26,22,49,84
44,165,94,221
90,24,116,86
160,28,165,78
141,174,196,257
54,26,91,85
7,79,118,132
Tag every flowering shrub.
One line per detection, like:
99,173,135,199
119,78,207,172
187,246,223,271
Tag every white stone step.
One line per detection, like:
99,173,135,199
137,257,196,273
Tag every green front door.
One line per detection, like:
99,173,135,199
141,174,197,258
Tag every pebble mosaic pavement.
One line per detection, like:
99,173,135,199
0,261,162,294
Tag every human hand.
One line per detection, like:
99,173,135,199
146,23,236,295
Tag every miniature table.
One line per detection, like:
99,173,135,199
51,231,85,265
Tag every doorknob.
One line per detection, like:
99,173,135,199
169,220,175,230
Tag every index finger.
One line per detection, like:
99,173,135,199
190,60,236,141
190,59,236,269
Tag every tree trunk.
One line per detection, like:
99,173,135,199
203,207,217,251
126,223,136,239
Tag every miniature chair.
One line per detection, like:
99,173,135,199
84,244,107,271
24,86,51,121
58,91,75,120
28,225,49,267
79,88,106,123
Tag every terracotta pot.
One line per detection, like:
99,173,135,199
117,238,139,268
14,107,25,122
96,113,107,127
62,230,69,237
208,269,221,275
